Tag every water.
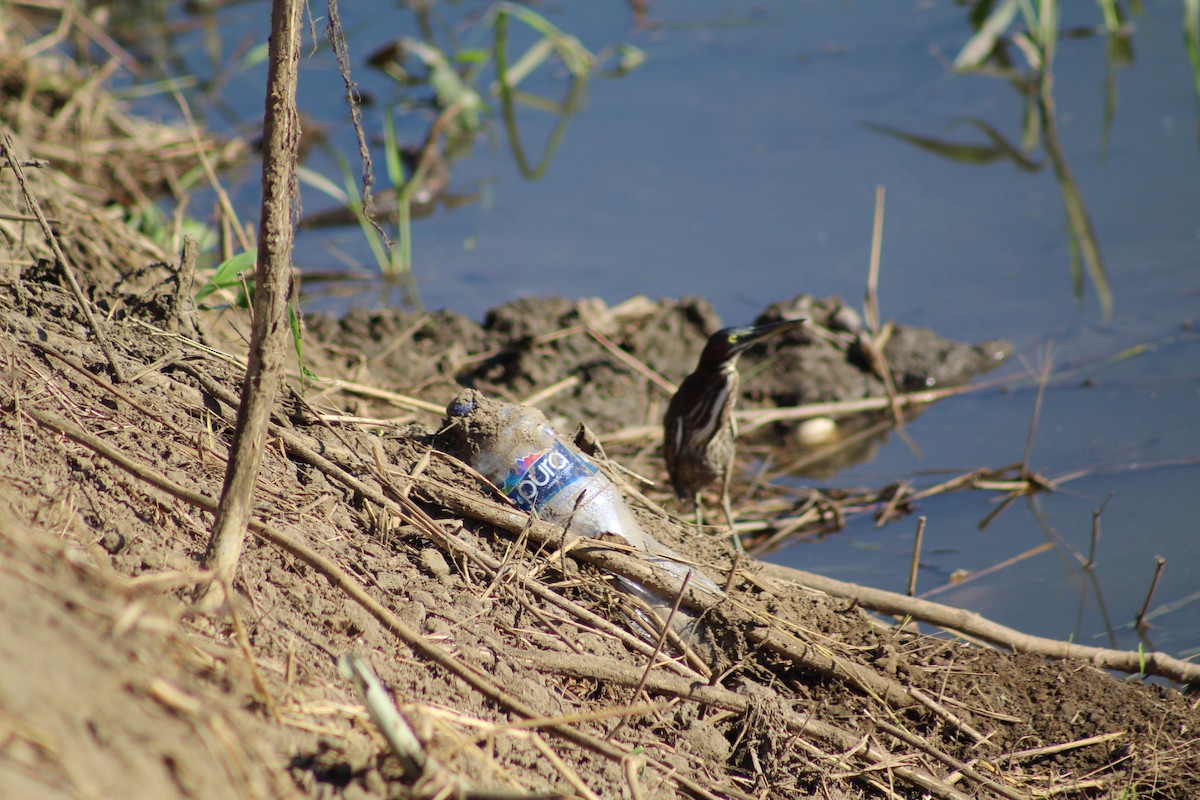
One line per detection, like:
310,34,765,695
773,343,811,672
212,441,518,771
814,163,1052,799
135,2,1199,659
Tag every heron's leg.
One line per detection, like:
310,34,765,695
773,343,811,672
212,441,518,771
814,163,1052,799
720,461,745,555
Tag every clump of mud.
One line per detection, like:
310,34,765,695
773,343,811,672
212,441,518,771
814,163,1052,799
305,292,1009,439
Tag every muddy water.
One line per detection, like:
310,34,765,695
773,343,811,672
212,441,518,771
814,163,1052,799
144,2,1199,658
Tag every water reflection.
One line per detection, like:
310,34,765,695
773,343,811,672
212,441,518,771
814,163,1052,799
300,139,474,228
77,0,643,309
870,0,1120,319
291,4,641,302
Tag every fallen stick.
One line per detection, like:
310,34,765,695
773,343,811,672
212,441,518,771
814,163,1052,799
758,562,1200,685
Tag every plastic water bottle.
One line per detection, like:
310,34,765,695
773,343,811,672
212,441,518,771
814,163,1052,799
448,390,650,550
444,389,722,627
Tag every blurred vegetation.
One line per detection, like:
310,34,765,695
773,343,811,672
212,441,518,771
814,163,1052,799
297,2,643,285
20,0,1199,322
868,0,1163,322
48,1,642,300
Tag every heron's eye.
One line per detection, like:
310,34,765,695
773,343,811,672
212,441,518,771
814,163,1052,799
727,334,737,344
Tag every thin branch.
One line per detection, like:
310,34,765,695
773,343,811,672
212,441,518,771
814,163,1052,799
758,561,1200,685
198,0,304,609
1021,341,1054,474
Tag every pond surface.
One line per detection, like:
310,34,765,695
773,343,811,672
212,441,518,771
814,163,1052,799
145,1,1200,660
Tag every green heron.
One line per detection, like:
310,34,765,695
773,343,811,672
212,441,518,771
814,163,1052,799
662,318,805,538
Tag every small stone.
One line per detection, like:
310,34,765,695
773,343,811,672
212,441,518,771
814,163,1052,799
100,530,126,554
686,719,732,763
418,549,451,581
396,599,426,631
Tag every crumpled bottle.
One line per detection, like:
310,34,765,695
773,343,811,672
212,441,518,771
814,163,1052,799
444,388,722,636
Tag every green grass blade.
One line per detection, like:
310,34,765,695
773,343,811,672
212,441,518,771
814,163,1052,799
287,302,317,383
401,38,484,131
382,110,412,278
504,37,556,88
1185,0,1200,102
297,165,351,205
195,249,256,303
334,150,391,274
491,3,594,76
954,0,1020,71
1038,0,1058,66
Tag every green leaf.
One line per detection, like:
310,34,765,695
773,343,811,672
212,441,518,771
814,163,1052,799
401,38,484,130
454,48,490,65
195,249,257,303
237,41,271,72
490,3,595,78
954,0,1020,71
864,121,1041,171
609,43,647,76
1185,0,1200,101
297,165,351,205
288,303,318,383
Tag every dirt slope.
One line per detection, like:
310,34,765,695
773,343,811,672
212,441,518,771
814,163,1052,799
0,47,1197,799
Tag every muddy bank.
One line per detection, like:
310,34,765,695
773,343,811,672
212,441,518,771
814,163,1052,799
303,291,1011,483
307,292,1012,423
2,192,1198,799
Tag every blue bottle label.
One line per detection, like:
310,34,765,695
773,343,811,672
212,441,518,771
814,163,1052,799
501,440,597,513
